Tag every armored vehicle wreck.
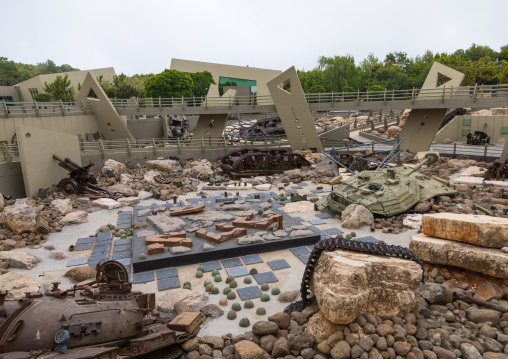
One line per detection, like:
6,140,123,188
314,153,457,217
0,260,204,358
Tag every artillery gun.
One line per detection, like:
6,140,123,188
314,153,457,217
0,260,204,358
466,123,490,145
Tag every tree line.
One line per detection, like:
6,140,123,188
2,43,508,102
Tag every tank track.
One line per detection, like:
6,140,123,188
239,116,285,138
284,237,425,315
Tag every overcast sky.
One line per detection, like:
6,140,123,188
2,0,507,76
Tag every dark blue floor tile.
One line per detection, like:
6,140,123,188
253,272,278,284
76,237,94,245
133,271,154,284
324,228,343,235
241,254,263,265
267,259,290,270
157,267,178,279
309,219,326,225
357,236,379,243
221,258,243,268
225,266,249,277
158,277,180,291
298,254,310,264
112,251,131,260
114,237,133,246
113,244,131,253
237,286,263,301
200,261,222,272
67,257,89,267
290,247,311,256
315,213,333,219
74,242,93,251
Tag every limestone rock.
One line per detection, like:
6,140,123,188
182,159,213,181
93,198,121,210
200,304,224,318
252,321,279,336
255,184,272,191
459,343,482,359
147,214,186,233
146,159,182,173
170,246,191,255
403,214,423,229
305,311,340,342
59,211,88,226
182,211,234,222
474,282,504,301
234,340,267,359
117,197,140,206
409,234,508,278
102,159,127,179
311,250,421,324
238,235,265,245
65,266,97,282
387,126,402,138
156,288,204,314
0,251,39,269
137,191,153,200
135,230,157,238
108,184,136,196
418,283,453,304
143,170,160,184
202,243,214,251
0,272,40,299
1,201,37,234
290,229,315,238
472,109,492,116
0,193,4,210
51,199,72,215
341,204,374,229
466,308,501,325
413,202,431,212
268,312,290,329
278,291,299,302
421,213,508,248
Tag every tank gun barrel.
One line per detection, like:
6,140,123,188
408,154,435,174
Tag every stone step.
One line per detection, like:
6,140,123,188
409,233,508,279
422,213,508,248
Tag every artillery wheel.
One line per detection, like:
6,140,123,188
96,260,129,284
58,178,81,195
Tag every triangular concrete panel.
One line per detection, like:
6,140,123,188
267,67,323,151
76,72,134,140
421,62,464,90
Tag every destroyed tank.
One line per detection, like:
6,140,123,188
0,260,204,359
314,153,457,217
219,147,311,178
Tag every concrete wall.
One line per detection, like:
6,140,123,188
170,59,281,98
15,67,115,101
0,115,99,143
127,118,163,139
435,115,508,143
0,86,20,101
0,161,26,198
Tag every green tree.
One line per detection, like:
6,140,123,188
318,55,363,92
33,93,51,102
499,45,508,61
190,71,216,97
372,65,411,90
308,85,326,93
464,44,497,62
145,69,193,98
43,74,75,101
298,68,327,93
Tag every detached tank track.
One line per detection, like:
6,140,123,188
284,237,425,315
154,174,171,184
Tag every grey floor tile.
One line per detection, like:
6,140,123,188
253,272,278,284
357,236,379,243
225,266,249,277
315,213,333,219
76,237,94,245
290,247,311,256
114,237,133,245
221,258,243,268
237,286,263,300
133,271,154,284
241,254,263,265
67,257,89,267
116,258,132,266
158,277,181,291
200,261,222,272
290,216,304,222
267,259,290,270
309,219,326,225
324,228,343,235
157,267,178,279
112,251,131,260
113,244,132,253
298,254,310,264
73,242,93,251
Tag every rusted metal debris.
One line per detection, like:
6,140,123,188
466,123,490,145
485,152,508,181
53,155,133,198
169,204,205,216
238,116,285,138
454,291,507,312
0,260,204,358
219,148,311,178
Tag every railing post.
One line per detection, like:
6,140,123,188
1,100,8,118
159,96,161,109
177,137,181,155
472,83,478,103
484,142,488,161
126,138,132,157
331,91,334,104
441,86,445,104
98,139,105,159
2,144,12,169
453,142,457,159
33,100,39,117
201,138,205,155
371,140,375,153
182,96,184,109
411,88,415,105
136,97,140,112
383,89,387,104
59,100,65,115
152,138,156,157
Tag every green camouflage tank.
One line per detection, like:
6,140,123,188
314,153,457,217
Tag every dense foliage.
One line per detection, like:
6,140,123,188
298,43,508,93
0,58,79,86
144,69,194,98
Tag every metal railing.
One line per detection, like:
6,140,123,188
1,100,94,118
109,83,508,109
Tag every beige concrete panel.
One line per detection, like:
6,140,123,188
207,88,237,107
192,114,229,140
49,116,59,133
0,162,26,199
419,62,465,100
266,67,323,152
16,125,81,197
171,58,281,98
4,118,15,143
76,73,133,140
399,109,448,153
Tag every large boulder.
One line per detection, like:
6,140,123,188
234,340,267,359
341,204,374,229
102,159,127,179
0,272,40,299
145,159,182,173
409,233,508,278
387,126,402,138
421,213,508,248
156,288,205,314
0,251,39,269
147,214,186,233
108,183,135,196
65,266,97,282
182,159,214,181
143,170,161,184
59,211,88,226
399,109,411,127
1,200,37,234
311,250,421,324
50,199,73,215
